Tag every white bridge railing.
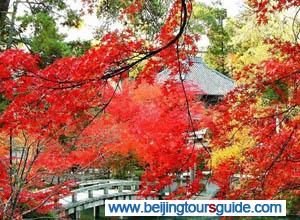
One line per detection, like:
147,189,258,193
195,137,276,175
59,179,140,218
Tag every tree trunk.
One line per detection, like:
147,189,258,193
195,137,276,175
0,0,10,27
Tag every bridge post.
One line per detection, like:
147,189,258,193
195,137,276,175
75,209,80,220
88,189,93,198
118,185,123,193
104,187,108,195
94,206,100,218
131,184,138,191
72,207,80,220
72,193,77,203
135,184,139,191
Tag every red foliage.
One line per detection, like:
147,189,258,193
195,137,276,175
1,0,299,218
249,0,300,23
0,0,199,217
77,81,207,198
211,40,300,200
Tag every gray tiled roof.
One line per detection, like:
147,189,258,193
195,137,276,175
157,57,235,95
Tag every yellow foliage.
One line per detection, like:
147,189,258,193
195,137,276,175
226,11,294,79
128,54,146,78
75,20,84,29
211,128,256,168
0,132,33,156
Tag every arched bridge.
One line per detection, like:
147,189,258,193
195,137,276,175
59,179,140,219
59,174,219,219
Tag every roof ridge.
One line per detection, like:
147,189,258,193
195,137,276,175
157,56,235,95
192,57,235,83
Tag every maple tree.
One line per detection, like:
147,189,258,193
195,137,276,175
249,0,300,24
0,0,201,218
1,0,300,218
78,81,208,198
209,0,300,213
0,0,83,56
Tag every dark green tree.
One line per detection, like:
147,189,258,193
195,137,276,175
94,0,172,38
0,0,10,31
0,0,90,62
18,12,72,65
192,2,231,75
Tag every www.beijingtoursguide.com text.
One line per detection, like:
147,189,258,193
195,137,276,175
105,200,286,217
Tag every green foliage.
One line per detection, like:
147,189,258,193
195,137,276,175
191,2,231,75
0,94,10,114
226,11,295,74
95,1,231,75
0,1,10,27
287,194,300,215
22,209,57,220
44,0,67,10
263,80,289,103
134,169,144,179
1,0,89,64
58,134,72,145
105,152,140,179
67,40,92,57
0,0,10,50
18,12,72,65
62,10,82,28
96,0,171,37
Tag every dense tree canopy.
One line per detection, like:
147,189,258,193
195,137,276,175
209,0,300,213
0,0,199,218
0,0,300,219
192,2,230,75
0,0,89,64
225,8,297,75
211,40,300,212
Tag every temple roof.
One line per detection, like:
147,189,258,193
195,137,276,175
158,57,235,96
